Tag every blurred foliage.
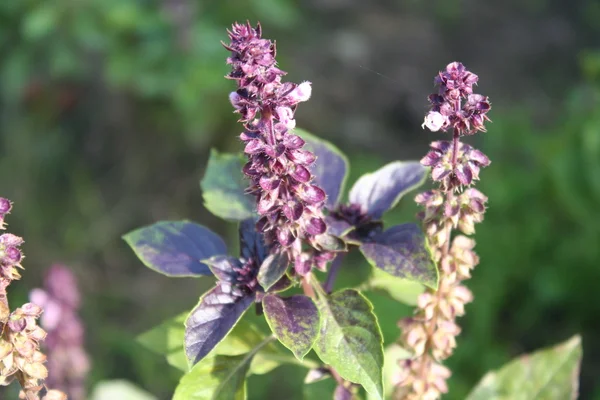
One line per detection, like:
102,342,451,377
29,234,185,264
0,0,600,399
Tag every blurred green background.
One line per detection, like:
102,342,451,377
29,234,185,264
1,0,600,399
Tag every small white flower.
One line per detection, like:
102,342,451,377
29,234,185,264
229,91,242,109
422,111,446,132
277,106,296,129
289,81,312,103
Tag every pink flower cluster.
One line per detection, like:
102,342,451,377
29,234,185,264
225,22,334,274
30,265,89,400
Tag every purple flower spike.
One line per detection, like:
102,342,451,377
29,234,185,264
225,22,332,273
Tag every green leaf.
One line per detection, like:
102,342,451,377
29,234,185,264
466,335,582,400
91,380,157,400
314,289,385,400
367,344,411,400
137,313,311,375
360,268,425,306
263,294,320,360
200,149,254,221
137,312,188,371
173,337,274,400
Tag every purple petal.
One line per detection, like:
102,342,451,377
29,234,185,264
291,165,311,183
455,164,473,185
283,134,305,150
259,176,280,191
288,149,316,165
296,129,349,209
244,139,263,154
420,151,442,167
277,227,295,246
469,149,491,166
257,193,278,214
300,185,326,204
305,217,326,236
283,201,304,221
349,162,428,219
431,164,451,181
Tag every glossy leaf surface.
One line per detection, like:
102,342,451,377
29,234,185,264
360,223,438,289
348,161,427,219
123,221,227,277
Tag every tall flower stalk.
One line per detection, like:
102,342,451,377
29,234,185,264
30,265,89,400
395,62,491,400
0,199,66,400
224,21,335,276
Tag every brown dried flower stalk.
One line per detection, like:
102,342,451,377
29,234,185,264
0,198,67,400
394,62,491,400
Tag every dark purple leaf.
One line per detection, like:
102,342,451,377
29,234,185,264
123,221,227,277
262,294,320,360
295,128,349,209
239,219,267,264
185,285,255,366
203,255,243,283
359,223,438,289
257,253,290,291
348,162,427,219
268,274,293,293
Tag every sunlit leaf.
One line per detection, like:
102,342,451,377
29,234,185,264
200,149,254,221
349,161,427,219
314,289,384,400
173,337,274,400
466,335,582,400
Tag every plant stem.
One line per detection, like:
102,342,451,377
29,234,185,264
323,254,344,294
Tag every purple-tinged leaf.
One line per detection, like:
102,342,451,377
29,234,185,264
200,149,255,221
314,234,348,252
295,128,349,209
239,219,267,264
325,216,355,239
263,294,320,360
257,253,289,291
348,161,427,219
123,221,227,277
185,285,255,366
203,255,242,283
359,223,438,289
334,384,355,400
